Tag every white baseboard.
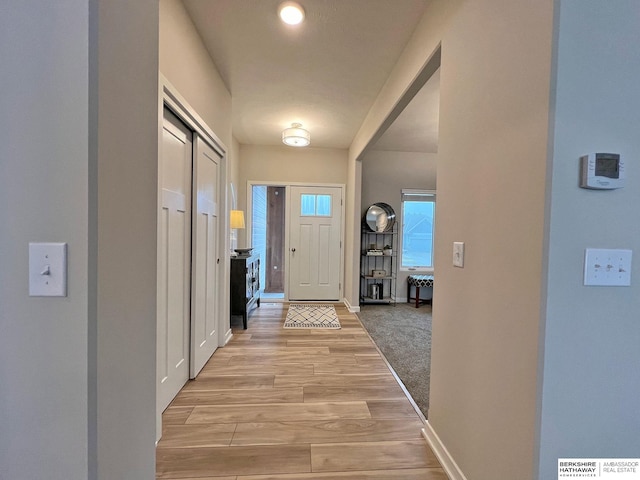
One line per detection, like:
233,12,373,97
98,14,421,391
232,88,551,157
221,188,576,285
223,328,233,346
343,297,360,313
422,422,468,480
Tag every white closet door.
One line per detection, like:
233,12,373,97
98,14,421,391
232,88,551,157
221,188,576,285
190,135,220,377
157,108,191,413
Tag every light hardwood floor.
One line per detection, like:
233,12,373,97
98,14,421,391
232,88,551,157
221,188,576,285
156,303,447,479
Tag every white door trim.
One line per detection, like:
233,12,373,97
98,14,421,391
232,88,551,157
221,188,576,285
161,76,226,156
246,181,345,302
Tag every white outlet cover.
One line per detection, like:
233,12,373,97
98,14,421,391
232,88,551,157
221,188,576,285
29,242,67,296
584,248,632,286
453,242,465,268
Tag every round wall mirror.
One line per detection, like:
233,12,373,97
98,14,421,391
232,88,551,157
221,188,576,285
364,202,396,232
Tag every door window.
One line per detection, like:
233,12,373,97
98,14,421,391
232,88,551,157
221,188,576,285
300,194,332,217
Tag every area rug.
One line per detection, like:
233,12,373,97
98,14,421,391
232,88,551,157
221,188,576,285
284,304,341,329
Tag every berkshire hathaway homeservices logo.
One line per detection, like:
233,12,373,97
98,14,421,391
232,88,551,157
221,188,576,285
558,459,640,479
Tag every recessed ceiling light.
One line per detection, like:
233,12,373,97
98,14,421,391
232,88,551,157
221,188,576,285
278,1,305,25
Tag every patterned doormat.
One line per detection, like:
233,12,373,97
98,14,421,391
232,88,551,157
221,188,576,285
284,304,341,329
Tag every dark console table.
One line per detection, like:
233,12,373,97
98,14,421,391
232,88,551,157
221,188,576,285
230,253,260,329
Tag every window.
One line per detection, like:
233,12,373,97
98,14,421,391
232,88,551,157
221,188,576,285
300,194,331,216
401,189,435,269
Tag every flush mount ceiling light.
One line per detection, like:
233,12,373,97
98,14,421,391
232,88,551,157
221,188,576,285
282,123,310,147
278,1,305,25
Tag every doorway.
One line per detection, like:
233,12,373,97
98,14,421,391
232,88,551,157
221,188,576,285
248,183,345,302
356,50,441,420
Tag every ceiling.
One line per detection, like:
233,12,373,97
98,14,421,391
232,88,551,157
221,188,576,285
371,68,439,153
183,0,439,152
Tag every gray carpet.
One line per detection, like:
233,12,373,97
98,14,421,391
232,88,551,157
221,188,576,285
357,302,431,418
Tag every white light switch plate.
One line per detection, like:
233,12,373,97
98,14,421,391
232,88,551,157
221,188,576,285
584,248,632,286
453,242,465,268
29,242,67,296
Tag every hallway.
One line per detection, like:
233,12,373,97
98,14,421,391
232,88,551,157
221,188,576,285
156,303,446,479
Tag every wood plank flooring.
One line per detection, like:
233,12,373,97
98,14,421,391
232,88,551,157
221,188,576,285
156,303,446,479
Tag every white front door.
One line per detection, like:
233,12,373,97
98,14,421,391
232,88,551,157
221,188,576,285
190,135,220,377
157,108,191,413
289,186,342,300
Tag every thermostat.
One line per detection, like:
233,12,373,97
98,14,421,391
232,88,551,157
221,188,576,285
580,153,624,190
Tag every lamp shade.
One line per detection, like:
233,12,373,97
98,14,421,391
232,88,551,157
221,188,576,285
230,210,245,229
282,123,310,147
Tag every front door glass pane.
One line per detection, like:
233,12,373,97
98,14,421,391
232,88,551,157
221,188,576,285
301,194,316,216
316,195,331,216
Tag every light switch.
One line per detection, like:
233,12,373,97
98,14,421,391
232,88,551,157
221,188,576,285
453,242,465,268
29,242,67,296
584,248,632,286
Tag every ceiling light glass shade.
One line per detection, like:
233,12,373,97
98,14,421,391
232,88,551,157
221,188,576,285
230,210,245,229
278,1,305,25
282,123,310,147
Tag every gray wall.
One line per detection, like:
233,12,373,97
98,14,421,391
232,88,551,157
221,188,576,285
538,1,640,477
91,1,159,478
0,3,90,477
0,1,158,478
